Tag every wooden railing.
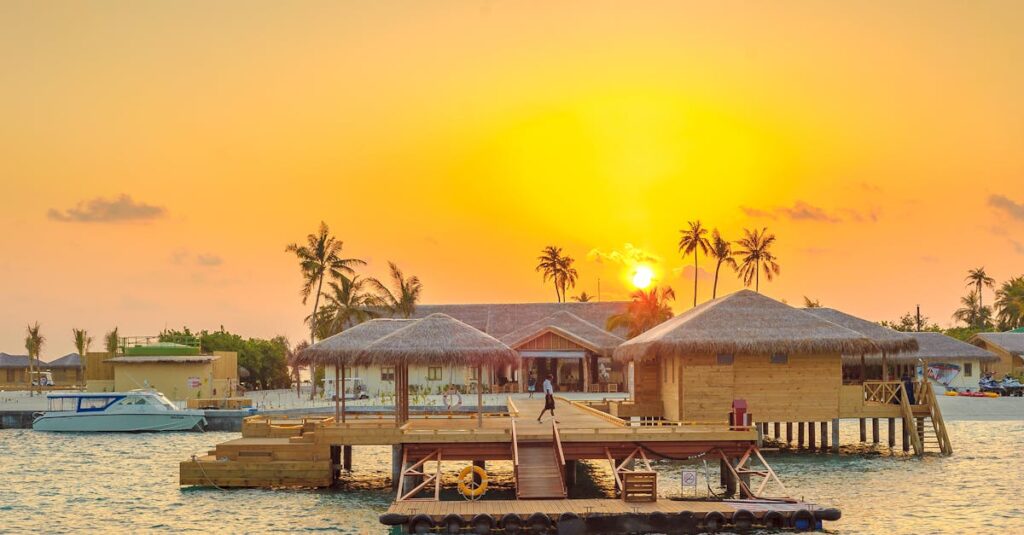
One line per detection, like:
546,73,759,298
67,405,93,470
921,381,953,455
552,420,567,496
511,419,521,498
863,380,926,405
896,383,924,455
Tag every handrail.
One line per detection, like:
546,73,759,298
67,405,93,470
923,381,953,454
896,382,924,455
511,419,520,468
507,396,519,417
552,420,567,496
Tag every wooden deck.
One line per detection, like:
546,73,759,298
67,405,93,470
386,497,826,517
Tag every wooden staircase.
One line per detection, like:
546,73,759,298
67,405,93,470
898,381,952,456
513,420,567,499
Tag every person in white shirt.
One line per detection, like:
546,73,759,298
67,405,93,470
537,374,558,423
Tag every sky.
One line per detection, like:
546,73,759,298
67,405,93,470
2,1,1023,356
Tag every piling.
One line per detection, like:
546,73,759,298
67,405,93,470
902,421,910,453
859,419,866,442
564,460,577,491
797,422,805,449
820,422,828,450
831,419,840,453
343,445,353,471
808,422,816,450
872,418,880,444
887,418,896,448
786,422,793,445
773,422,781,440
391,445,403,491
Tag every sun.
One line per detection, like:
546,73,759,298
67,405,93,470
631,265,654,289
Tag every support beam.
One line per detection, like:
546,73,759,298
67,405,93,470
820,421,828,450
859,418,866,443
391,445,403,491
721,458,737,498
832,418,840,453
902,419,910,453
334,366,341,423
343,445,353,471
564,459,577,491
888,418,896,448
872,418,880,444
808,422,816,450
773,422,781,440
797,422,805,449
341,362,346,423
786,422,793,445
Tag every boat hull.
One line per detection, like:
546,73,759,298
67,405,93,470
33,412,207,432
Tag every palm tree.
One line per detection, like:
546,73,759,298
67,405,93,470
105,328,120,357
708,230,737,299
556,255,578,303
966,267,996,312
678,221,710,307
25,322,44,396
606,286,676,338
803,297,822,308
571,291,595,302
952,290,990,328
734,227,780,292
287,340,309,398
995,276,1024,329
370,262,422,318
73,328,92,385
316,275,382,335
286,221,365,398
536,246,566,302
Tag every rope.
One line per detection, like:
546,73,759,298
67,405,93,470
191,454,228,491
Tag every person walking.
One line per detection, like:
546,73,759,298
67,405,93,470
537,374,557,423
527,372,537,399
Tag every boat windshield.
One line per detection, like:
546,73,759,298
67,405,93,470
152,394,179,410
47,397,78,412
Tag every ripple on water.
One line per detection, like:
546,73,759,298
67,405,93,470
1,421,1022,533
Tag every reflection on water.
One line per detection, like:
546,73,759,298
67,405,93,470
1,421,1021,533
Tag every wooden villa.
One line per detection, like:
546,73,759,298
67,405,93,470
969,332,1024,378
44,353,84,386
861,332,999,392
0,352,32,387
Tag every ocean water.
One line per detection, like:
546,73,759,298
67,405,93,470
1,420,1021,534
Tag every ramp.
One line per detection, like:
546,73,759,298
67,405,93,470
513,420,567,499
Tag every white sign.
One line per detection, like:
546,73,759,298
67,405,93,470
681,469,698,488
187,376,201,388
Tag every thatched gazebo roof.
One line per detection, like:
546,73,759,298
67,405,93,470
45,353,82,368
499,310,624,356
971,332,1024,357
297,319,414,366
803,308,918,354
356,313,519,367
845,332,999,365
614,290,877,362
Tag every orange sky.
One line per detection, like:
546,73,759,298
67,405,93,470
2,1,1023,356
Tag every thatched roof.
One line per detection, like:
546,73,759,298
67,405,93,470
803,308,918,354
0,353,32,368
499,311,624,356
45,353,82,368
614,290,876,362
971,332,1024,356
398,301,630,338
844,332,999,364
356,313,519,367
298,319,414,366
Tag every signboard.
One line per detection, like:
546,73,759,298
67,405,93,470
187,376,201,388
681,469,698,493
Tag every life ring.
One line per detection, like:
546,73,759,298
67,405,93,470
457,465,489,499
443,390,463,409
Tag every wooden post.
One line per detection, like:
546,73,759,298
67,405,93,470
832,419,840,453
736,457,751,498
902,419,910,452
477,366,484,428
872,418,880,444
859,418,866,442
582,356,590,393
341,362,346,423
774,422,781,439
820,421,828,450
330,445,341,481
565,459,577,490
343,445,353,471
391,445,402,491
798,422,805,449
808,422,816,450
473,460,486,485
887,418,896,448
334,365,341,423
882,352,889,381
786,422,793,444
860,354,866,382
721,458,736,498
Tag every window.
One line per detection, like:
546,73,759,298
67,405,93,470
79,397,115,410
427,367,443,381
381,367,395,382
717,354,734,365
770,354,789,365
964,362,973,377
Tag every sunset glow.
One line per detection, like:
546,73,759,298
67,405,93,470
631,265,655,290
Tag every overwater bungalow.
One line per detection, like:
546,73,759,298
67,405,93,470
801,307,918,383
969,332,1024,378
857,332,999,392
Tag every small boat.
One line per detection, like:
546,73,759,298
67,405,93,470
33,389,207,432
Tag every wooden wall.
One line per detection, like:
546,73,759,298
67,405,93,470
656,353,842,424
633,360,660,406
84,352,114,381
517,331,587,351
974,341,1021,378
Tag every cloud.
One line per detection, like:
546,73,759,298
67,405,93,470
672,265,714,281
196,254,223,267
48,194,165,223
989,194,1024,221
587,243,661,266
740,201,841,223
1012,240,1024,255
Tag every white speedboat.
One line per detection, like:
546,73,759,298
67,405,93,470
33,389,207,432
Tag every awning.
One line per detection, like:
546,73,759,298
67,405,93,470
518,350,586,359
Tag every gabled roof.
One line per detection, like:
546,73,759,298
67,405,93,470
499,311,624,356
615,290,876,362
356,313,518,367
0,353,32,368
403,301,630,339
45,353,82,368
299,319,415,366
971,332,1024,356
803,308,918,354
845,332,999,364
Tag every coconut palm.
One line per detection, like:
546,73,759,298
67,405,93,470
734,227,780,292
315,275,382,335
708,230,737,300
995,276,1024,329
73,329,92,384
556,255,578,303
678,221,711,307
965,267,996,312
571,291,595,302
370,262,422,319
286,221,365,398
606,286,676,338
105,328,120,357
952,290,991,328
287,340,309,397
803,297,822,308
25,322,44,396
536,246,567,302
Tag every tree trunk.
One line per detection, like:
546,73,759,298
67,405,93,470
309,271,325,400
28,353,34,397
755,260,760,292
693,250,699,307
713,261,722,299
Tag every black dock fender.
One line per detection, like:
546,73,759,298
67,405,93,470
732,509,755,531
791,509,815,531
471,513,495,534
761,510,785,529
379,513,408,526
500,513,523,534
407,513,434,534
557,512,586,535
441,513,464,534
815,508,842,521
702,511,726,533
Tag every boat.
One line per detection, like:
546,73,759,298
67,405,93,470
32,389,207,432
